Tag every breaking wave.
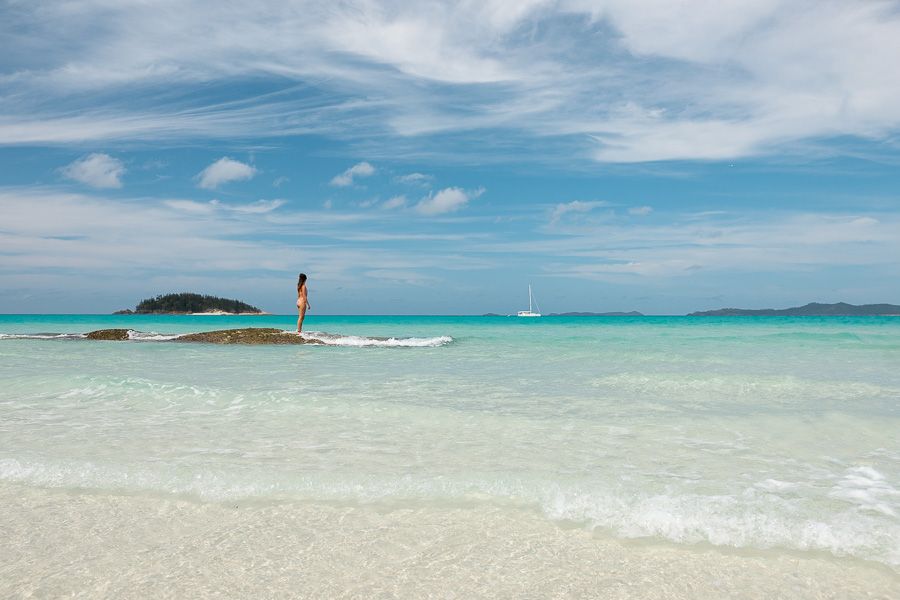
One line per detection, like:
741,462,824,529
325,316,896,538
296,330,453,347
1,330,453,347
125,331,181,341
1,457,896,568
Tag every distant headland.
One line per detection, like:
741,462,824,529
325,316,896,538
481,302,898,317
114,293,266,315
688,302,900,316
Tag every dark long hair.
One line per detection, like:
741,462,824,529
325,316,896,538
297,273,307,293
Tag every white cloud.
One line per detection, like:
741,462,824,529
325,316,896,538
164,199,219,214
550,200,608,223
60,153,125,188
165,198,285,214
2,186,900,313
629,205,653,216
363,269,436,286
229,199,286,214
382,195,407,210
415,187,483,215
5,2,900,163
476,211,900,282
330,162,376,187
196,157,257,190
0,187,476,286
395,172,434,187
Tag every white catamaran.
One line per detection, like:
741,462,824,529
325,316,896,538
517,284,542,317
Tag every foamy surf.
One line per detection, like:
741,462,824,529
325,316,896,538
1,329,453,346
0,330,180,342
125,330,181,341
295,330,453,347
0,332,85,340
1,456,896,568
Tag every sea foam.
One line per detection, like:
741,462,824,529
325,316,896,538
2,329,453,347
295,330,453,347
1,456,897,568
0,333,84,340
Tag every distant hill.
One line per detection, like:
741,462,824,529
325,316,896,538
115,293,264,314
548,311,644,316
688,302,900,316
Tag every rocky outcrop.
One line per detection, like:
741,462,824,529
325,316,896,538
85,327,321,344
174,328,321,345
85,329,131,340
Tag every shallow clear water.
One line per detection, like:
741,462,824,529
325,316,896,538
1,314,899,578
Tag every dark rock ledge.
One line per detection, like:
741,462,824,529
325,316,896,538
85,328,322,345
85,329,131,340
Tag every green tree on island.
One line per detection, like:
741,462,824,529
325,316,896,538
122,293,262,314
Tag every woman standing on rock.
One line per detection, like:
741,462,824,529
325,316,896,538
296,273,311,333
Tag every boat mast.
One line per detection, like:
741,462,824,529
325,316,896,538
529,284,533,312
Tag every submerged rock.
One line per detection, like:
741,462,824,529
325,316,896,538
175,328,320,345
84,327,321,344
85,329,131,340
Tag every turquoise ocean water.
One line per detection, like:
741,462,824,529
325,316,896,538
2,314,899,573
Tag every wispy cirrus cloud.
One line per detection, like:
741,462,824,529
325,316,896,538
0,186,495,312
165,199,286,214
60,153,125,188
3,1,900,164
476,212,900,282
196,157,257,190
2,185,899,313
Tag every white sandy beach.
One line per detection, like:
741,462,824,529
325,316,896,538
2,483,897,599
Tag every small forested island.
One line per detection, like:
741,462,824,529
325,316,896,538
114,293,265,315
688,302,900,316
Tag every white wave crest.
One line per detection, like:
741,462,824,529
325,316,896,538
126,330,181,341
294,330,453,347
828,466,900,517
541,487,900,567
0,333,84,340
1,457,896,568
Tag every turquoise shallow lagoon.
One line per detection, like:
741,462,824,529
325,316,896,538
1,315,899,596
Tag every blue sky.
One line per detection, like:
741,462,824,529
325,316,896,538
2,0,900,314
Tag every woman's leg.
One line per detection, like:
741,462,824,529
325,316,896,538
297,307,306,332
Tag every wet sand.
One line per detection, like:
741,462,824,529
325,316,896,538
2,484,897,599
